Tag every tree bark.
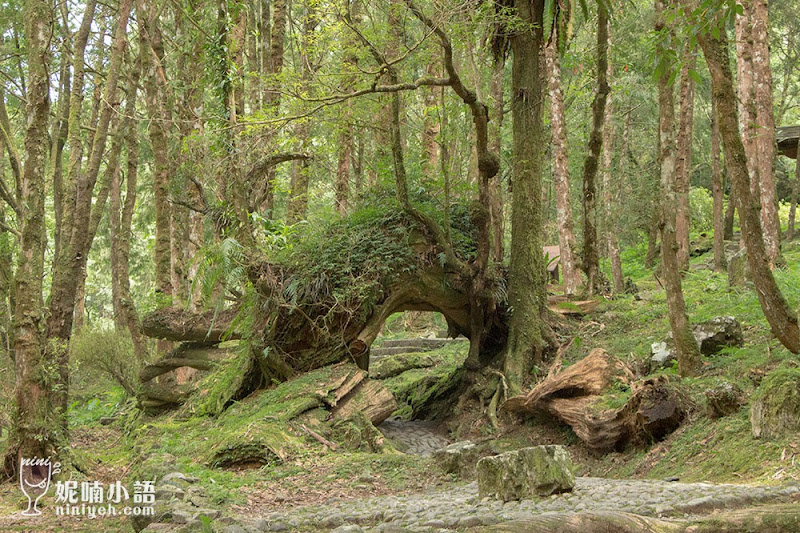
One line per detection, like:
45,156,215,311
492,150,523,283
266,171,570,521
711,99,726,271
599,33,624,295
674,49,695,272
751,0,781,264
655,0,700,378
545,24,581,295
581,2,610,294
504,0,547,395
4,0,55,477
489,52,505,263
699,16,800,354
139,0,173,300
110,51,147,361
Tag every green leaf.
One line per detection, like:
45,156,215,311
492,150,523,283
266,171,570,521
688,68,703,84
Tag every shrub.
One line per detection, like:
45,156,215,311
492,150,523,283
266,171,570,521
70,327,141,397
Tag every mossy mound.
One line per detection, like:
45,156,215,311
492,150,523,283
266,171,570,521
751,365,800,439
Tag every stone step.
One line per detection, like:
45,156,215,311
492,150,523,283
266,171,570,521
381,337,468,349
371,346,432,358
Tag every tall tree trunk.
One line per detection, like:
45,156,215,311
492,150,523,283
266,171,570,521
544,25,581,295
261,0,287,216
656,0,701,378
110,55,147,361
4,0,54,477
581,2,610,294
139,0,173,301
489,52,505,263
601,80,624,294
699,16,800,354
288,2,319,221
711,99,726,271
674,49,695,272
504,0,547,395
751,0,781,263
47,0,132,425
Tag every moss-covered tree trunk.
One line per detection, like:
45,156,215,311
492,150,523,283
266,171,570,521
3,0,55,477
504,0,547,395
699,14,800,354
580,2,610,295
674,48,695,272
711,99,726,272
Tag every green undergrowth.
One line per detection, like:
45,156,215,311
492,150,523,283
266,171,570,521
583,240,800,483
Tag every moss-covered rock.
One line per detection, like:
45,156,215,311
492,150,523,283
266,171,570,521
476,445,575,501
433,441,483,479
751,366,800,439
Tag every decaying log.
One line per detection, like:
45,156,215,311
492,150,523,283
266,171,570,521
504,349,685,453
142,306,240,344
330,380,397,425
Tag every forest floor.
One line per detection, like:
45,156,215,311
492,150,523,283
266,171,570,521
2,238,800,531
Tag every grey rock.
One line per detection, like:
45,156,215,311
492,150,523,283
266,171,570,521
693,316,744,355
650,341,675,369
705,381,744,418
432,441,481,479
727,249,750,287
476,445,575,502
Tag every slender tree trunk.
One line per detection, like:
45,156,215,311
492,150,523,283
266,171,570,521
489,53,505,262
601,74,624,294
288,2,318,221
4,0,54,477
788,154,799,241
504,0,546,395
699,18,800,354
656,0,701,378
711,99,726,271
724,183,736,239
751,0,781,264
110,55,147,361
545,25,581,295
581,2,610,294
261,0,287,215
139,1,173,301
674,49,695,272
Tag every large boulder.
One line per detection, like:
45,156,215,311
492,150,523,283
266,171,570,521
476,446,575,501
650,316,744,370
751,366,800,439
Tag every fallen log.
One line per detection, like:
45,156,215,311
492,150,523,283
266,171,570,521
142,306,240,344
504,349,685,453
